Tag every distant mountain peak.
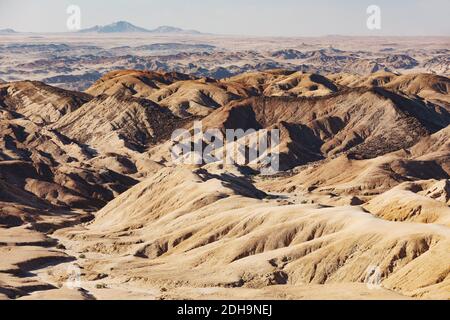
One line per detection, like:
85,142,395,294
151,25,201,34
0,28,17,34
79,21,150,33
79,21,202,34
152,25,184,33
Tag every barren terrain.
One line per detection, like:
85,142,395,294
0,34,449,300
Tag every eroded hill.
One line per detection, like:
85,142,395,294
0,70,449,300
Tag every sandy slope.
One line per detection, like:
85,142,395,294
49,167,449,299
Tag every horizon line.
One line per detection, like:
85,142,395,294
2,20,450,38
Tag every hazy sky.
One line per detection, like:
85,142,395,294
0,0,449,36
